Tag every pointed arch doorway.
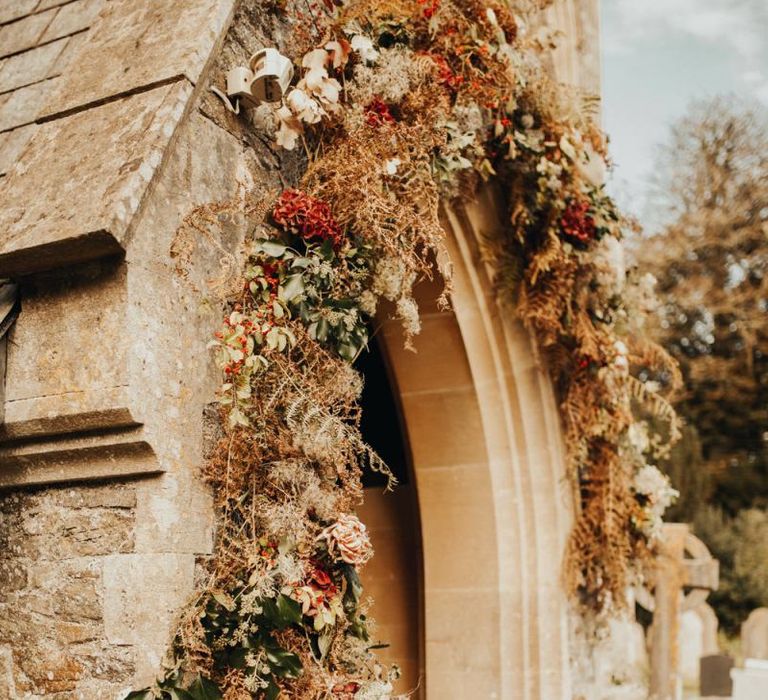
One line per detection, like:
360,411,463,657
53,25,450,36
356,196,574,700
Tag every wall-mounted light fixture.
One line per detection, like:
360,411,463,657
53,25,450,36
213,48,294,113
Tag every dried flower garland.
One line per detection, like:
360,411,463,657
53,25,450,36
132,1,681,698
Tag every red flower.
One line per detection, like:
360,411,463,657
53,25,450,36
365,97,395,127
309,565,336,594
260,261,281,291
273,189,344,249
333,682,361,698
428,53,464,92
417,0,440,18
560,200,597,245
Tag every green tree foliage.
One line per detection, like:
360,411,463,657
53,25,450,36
693,507,768,634
640,96,768,512
638,96,768,631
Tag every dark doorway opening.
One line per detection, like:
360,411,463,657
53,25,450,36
356,338,409,487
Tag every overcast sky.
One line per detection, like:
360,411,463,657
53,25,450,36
600,0,768,227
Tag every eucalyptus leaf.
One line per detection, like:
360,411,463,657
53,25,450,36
256,240,288,257
281,274,305,302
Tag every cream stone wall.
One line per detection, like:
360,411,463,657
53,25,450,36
0,0,600,697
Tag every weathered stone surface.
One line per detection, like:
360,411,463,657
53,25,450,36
0,646,17,698
124,111,263,556
0,0,38,26
41,0,235,119
0,258,164,486
103,553,195,683
0,124,35,175
742,607,768,660
0,78,53,131
6,261,127,403
37,0,73,10
0,37,66,92
0,81,191,276
0,9,56,59
0,482,139,697
40,0,103,44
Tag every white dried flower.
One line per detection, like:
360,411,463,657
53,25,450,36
351,34,379,63
359,290,378,316
576,141,607,188
593,235,625,297
396,296,421,338
633,464,679,538
275,104,302,150
384,158,401,175
286,88,323,124
355,680,394,699
613,340,629,374
325,39,350,69
627,421,650,455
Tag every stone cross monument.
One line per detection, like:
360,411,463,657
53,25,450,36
637,523,719,700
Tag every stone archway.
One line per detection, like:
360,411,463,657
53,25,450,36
360,191,575,700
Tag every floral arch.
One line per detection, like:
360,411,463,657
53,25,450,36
128,0,681,698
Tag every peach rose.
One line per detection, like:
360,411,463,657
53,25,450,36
320,514,373,566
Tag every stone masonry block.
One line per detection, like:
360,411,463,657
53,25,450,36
41,0,235,119
41,0,103,44
0,9,56,59
0,81,191,276
0,0,38,26
0,124,35,175
0,78,52,131
103,553,195,684
0,37,66,93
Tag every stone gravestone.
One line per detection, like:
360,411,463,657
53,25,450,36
696,602,720,656
637,523,720,700
700,654,733,698
742,608,768,660
680,603,720,689
680,609,705,688
731,658,768,700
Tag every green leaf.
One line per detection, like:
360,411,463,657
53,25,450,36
316,319,329,342
226,646,248,669
265,680,281,700
338,342,359,362
280,274,305,302
265,648,303,679
167,689,195,700
256,240,288,257
276,594,303,626
187,675,223,700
